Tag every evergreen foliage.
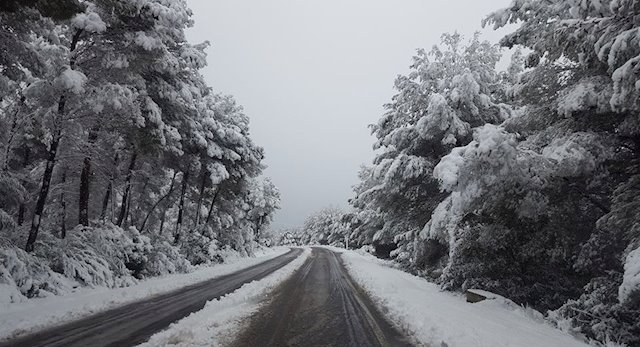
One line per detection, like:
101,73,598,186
1,0,279,302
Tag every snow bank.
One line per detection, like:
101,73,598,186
0,247,290,341
139,247,311,347
331,247,589,347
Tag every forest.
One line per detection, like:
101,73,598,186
0,0,279,303
291,1,640,345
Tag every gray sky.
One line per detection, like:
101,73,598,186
185,0,514,228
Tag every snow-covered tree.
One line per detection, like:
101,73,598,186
0,0,279,303
345,3,639,344
300,207,350,247
246,177,280,242
438,1,640,343
353,33,509,270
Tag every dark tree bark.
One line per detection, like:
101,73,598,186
194,173,207,227
159,208,166,235
60,169,67,238
17,146,30,226
25,29,83,252
78,155,91,226
78,128,98,226
124,187,133,228
204,185,220,226
100,181,112,221
129,177,149,228
25,114,62,252
100,153,118,223
17,204,25,226
116,150,137,227
139,171,177,232
173,170,189,244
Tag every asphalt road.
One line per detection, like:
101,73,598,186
0,248,303,347
232,247,413,347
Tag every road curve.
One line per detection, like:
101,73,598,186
0,248,303,347
232,247,413,347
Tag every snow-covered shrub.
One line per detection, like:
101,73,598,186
179,229,215,266
0,241,75,303
552,273,640,347
55,238,118,287
45,225,151,287
143,236,191,277
209,243,243,264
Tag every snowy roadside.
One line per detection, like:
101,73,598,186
325,246,590,347
0,247,290,341
137,247,312,347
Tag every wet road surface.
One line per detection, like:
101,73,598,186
0,248,303,347
232,247,413,347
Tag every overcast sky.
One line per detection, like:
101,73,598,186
185,0,514,228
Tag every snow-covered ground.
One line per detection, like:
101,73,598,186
328,246,590,347
0,245,594,346
138,247,312,347
0,247,290,341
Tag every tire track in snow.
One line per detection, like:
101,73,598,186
232,247,412,347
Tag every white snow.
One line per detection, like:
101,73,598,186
619,246,640,303
54,67,88,94
556,78,608,117
0,247,290,341
71,11,107,33
329,246,590,347
135,31,164,51
138,247,311,347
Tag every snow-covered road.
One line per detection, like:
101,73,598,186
231,247,410,346
0,248,302,347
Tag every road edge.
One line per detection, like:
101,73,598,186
137,247,312,347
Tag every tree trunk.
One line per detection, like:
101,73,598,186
60,169,67,238
129,178,148,228
25,108,63,252
17,146,30,226
78,156,91,226
1,96,25,171
124,188,133,228
100,181,112,222
254,215,264,240
100,153,118,223
140,171,177,232
173,170,189,244
204,185,221,226
159,208,166,235
78,128,98,226
116,150,137,227
25,29,83,251
194,173,207,227
17,204,25,226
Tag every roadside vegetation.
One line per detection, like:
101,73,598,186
0,0,279,303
